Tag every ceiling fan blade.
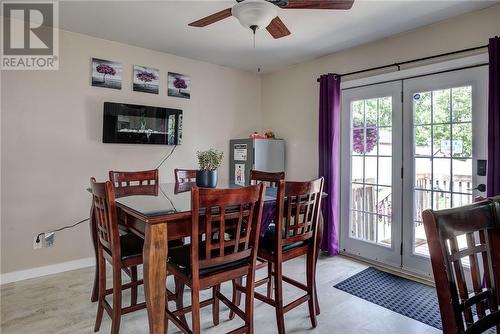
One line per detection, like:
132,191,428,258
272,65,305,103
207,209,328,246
188,8,232,27
266,16,291,39
284,0,354,9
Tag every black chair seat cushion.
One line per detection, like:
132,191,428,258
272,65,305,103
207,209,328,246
167,243,249,278
105,233,185,261
259,224,307,254
117,233,144,260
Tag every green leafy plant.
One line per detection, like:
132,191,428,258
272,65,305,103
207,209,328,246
197,149,223,171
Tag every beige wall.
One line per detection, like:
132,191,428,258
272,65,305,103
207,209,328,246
2,4,500,275
1,29,262,274
261,4,500,180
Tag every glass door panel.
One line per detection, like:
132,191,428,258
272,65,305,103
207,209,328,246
341,82,402,267
402,66,488,277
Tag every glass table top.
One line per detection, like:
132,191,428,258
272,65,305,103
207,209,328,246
115,181,278,218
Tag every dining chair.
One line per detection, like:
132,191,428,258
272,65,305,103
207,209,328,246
422,200,500,334
232,178,324,334
174,169,197,194
109,169,159,198
166,184,266,334
249,169,285,187
228,170,286,320
90,178,147,334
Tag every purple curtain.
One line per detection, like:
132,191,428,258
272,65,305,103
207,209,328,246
319,73,341,255
487,36,500,197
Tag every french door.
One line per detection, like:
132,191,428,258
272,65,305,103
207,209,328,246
340,82,403,268
340,66,488,277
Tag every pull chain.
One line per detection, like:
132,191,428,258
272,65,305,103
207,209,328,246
250,25,257,49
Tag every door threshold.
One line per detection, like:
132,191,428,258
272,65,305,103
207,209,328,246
340,252,435,286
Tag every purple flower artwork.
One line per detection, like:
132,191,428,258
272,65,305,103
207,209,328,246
168,72,190,99
352,121,378,154
133,65,159,94
91,58,122,89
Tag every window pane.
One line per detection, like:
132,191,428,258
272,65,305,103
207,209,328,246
351,184,364,211
433,191,452,210
452,86,472,123
352,100,364,125
415,158,432,190
378,127,392,156
350,210,363,239
365,99,378,126
377,186,392,218
365,157,377,184
378,157,392,186
364,185,377,213
433,124,451,157
452,158,472,194
433,158,451,192
452,123,472,158
414,190,432,221
415,126,432,156
378,97,392,126
433,89,451,123
377,215,391,245
453,193,472,208
352,156,364,182
413,91,431,125
365,126,378,156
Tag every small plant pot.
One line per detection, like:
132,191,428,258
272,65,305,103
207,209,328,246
196,170,217,188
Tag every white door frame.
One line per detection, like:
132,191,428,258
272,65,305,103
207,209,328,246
401,66,488,277
340,81,403,268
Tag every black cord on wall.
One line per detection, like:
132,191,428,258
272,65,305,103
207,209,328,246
38,145,178,238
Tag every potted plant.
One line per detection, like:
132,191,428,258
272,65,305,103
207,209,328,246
196,149,223,188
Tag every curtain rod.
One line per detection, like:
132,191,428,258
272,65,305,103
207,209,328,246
316,44,488,82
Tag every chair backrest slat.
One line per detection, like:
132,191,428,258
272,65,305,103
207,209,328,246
279,179,323,246
90,177,121,259
175,169,197,184
191,184,265,275
109,169,159,197
422,199,500,333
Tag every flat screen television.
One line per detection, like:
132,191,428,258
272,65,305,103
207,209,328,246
102,102,182,145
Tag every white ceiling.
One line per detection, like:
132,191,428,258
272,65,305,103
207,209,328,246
59,0,498,73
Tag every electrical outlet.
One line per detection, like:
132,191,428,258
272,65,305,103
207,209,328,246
33,234,43,249
44,232,55,248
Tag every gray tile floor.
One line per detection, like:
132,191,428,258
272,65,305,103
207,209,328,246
0,255,441,334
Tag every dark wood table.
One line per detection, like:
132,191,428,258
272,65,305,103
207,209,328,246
89,181,324,334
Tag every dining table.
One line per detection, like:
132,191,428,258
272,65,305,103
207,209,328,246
88,181,324,334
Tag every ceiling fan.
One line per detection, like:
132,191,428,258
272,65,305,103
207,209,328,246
188,0,355,39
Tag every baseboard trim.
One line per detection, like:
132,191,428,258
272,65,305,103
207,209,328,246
0,257,95,285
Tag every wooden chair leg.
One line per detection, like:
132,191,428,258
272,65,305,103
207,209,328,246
94,247,106,332
245,268,257,334
130,266,138,306
267,262,273,298
212,284,220,326
229,277,242,320
111,263,122,334
174,278,187,326
314,282,320,315
306,250,317,328
191,285,201,334
274,262,285,334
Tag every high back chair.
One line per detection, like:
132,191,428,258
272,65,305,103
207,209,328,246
422,200,500,334
109,169,159,197
249,170,285,188
174,168,197,193
90,178,146,334
166,184,266,334
232,178,324,334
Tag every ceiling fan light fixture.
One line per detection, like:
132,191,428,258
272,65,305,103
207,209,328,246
232,0,277,31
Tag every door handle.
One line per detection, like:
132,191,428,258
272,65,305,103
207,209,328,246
467,184,486,192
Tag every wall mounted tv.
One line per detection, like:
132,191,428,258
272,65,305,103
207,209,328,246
102,102,182,145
